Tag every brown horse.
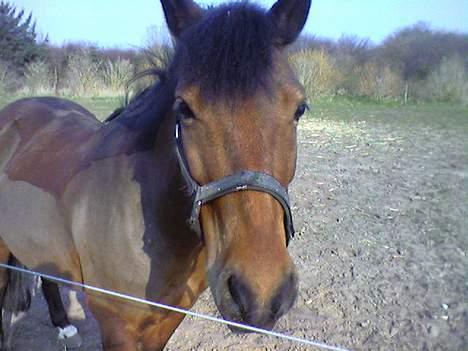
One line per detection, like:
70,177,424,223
0,0,311,349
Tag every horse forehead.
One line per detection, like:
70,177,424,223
179,83,274,114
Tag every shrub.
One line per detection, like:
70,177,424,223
63,49,103,96
101,59,134,95
0,60,9,93
121,44,173,98
0,60,20,93
358,62,403,100
23,60,53,95
334,55,361,96
423,55,468,103
289,49,341,99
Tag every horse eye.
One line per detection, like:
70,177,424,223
174,99,195,121
294,103,308,121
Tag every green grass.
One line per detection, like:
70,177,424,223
70,97,121,121
0,95,121,121
0,94,18,109
307,96,468,131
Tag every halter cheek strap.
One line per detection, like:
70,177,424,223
175,122,295,246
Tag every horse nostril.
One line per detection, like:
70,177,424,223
227,274,252,318
271,272,298,319
271,294,282,316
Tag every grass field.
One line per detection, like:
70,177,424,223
0,95,121,121
309,97,468,131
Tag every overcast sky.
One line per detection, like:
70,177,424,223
12,0,468,48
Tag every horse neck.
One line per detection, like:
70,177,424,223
88,116,207,306
96,80,203,252
137,109,202,250
135,111,207,299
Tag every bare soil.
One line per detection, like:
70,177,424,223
6,106,467,350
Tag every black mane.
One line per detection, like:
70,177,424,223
173,2,274,100
106,2,275,146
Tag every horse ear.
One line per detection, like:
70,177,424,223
268,0,311,46
160,0,203,37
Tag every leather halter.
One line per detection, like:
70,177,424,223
174,122,295,246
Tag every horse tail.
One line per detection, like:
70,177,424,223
3,256,33,313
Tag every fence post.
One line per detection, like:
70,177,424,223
404,81,409,104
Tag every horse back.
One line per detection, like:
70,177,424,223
0,97,101,196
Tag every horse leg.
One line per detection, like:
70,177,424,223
41,278,82,349
87,297,139,351
93,309,184,351
41,279,69,328
139,313,187,351
90,299,187,350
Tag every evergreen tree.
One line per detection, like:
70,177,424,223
0,1,45,70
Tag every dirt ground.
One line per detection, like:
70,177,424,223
6,105,467,350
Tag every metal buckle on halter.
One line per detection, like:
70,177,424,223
174,122,295,246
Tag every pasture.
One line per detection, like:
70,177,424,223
1,97,466,350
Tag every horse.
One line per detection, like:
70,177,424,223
0,0,311,349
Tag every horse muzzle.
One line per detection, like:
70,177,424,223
212,268,298,331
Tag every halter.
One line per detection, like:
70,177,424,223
174,122,295,246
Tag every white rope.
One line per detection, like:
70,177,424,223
0,262,350,351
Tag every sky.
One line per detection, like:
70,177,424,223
11,0,468,48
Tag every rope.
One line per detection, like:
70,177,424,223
0,262,350,351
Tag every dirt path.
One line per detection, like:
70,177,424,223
7,113,467,350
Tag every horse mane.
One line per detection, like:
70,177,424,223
106,2,275,147
102,49,175,150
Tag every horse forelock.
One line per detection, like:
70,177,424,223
173,2,274,102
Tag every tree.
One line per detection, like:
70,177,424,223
378,22,468,82
0,1,45,70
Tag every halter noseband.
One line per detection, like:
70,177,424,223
174,122,295,246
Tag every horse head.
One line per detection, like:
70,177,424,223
161,0,311,330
